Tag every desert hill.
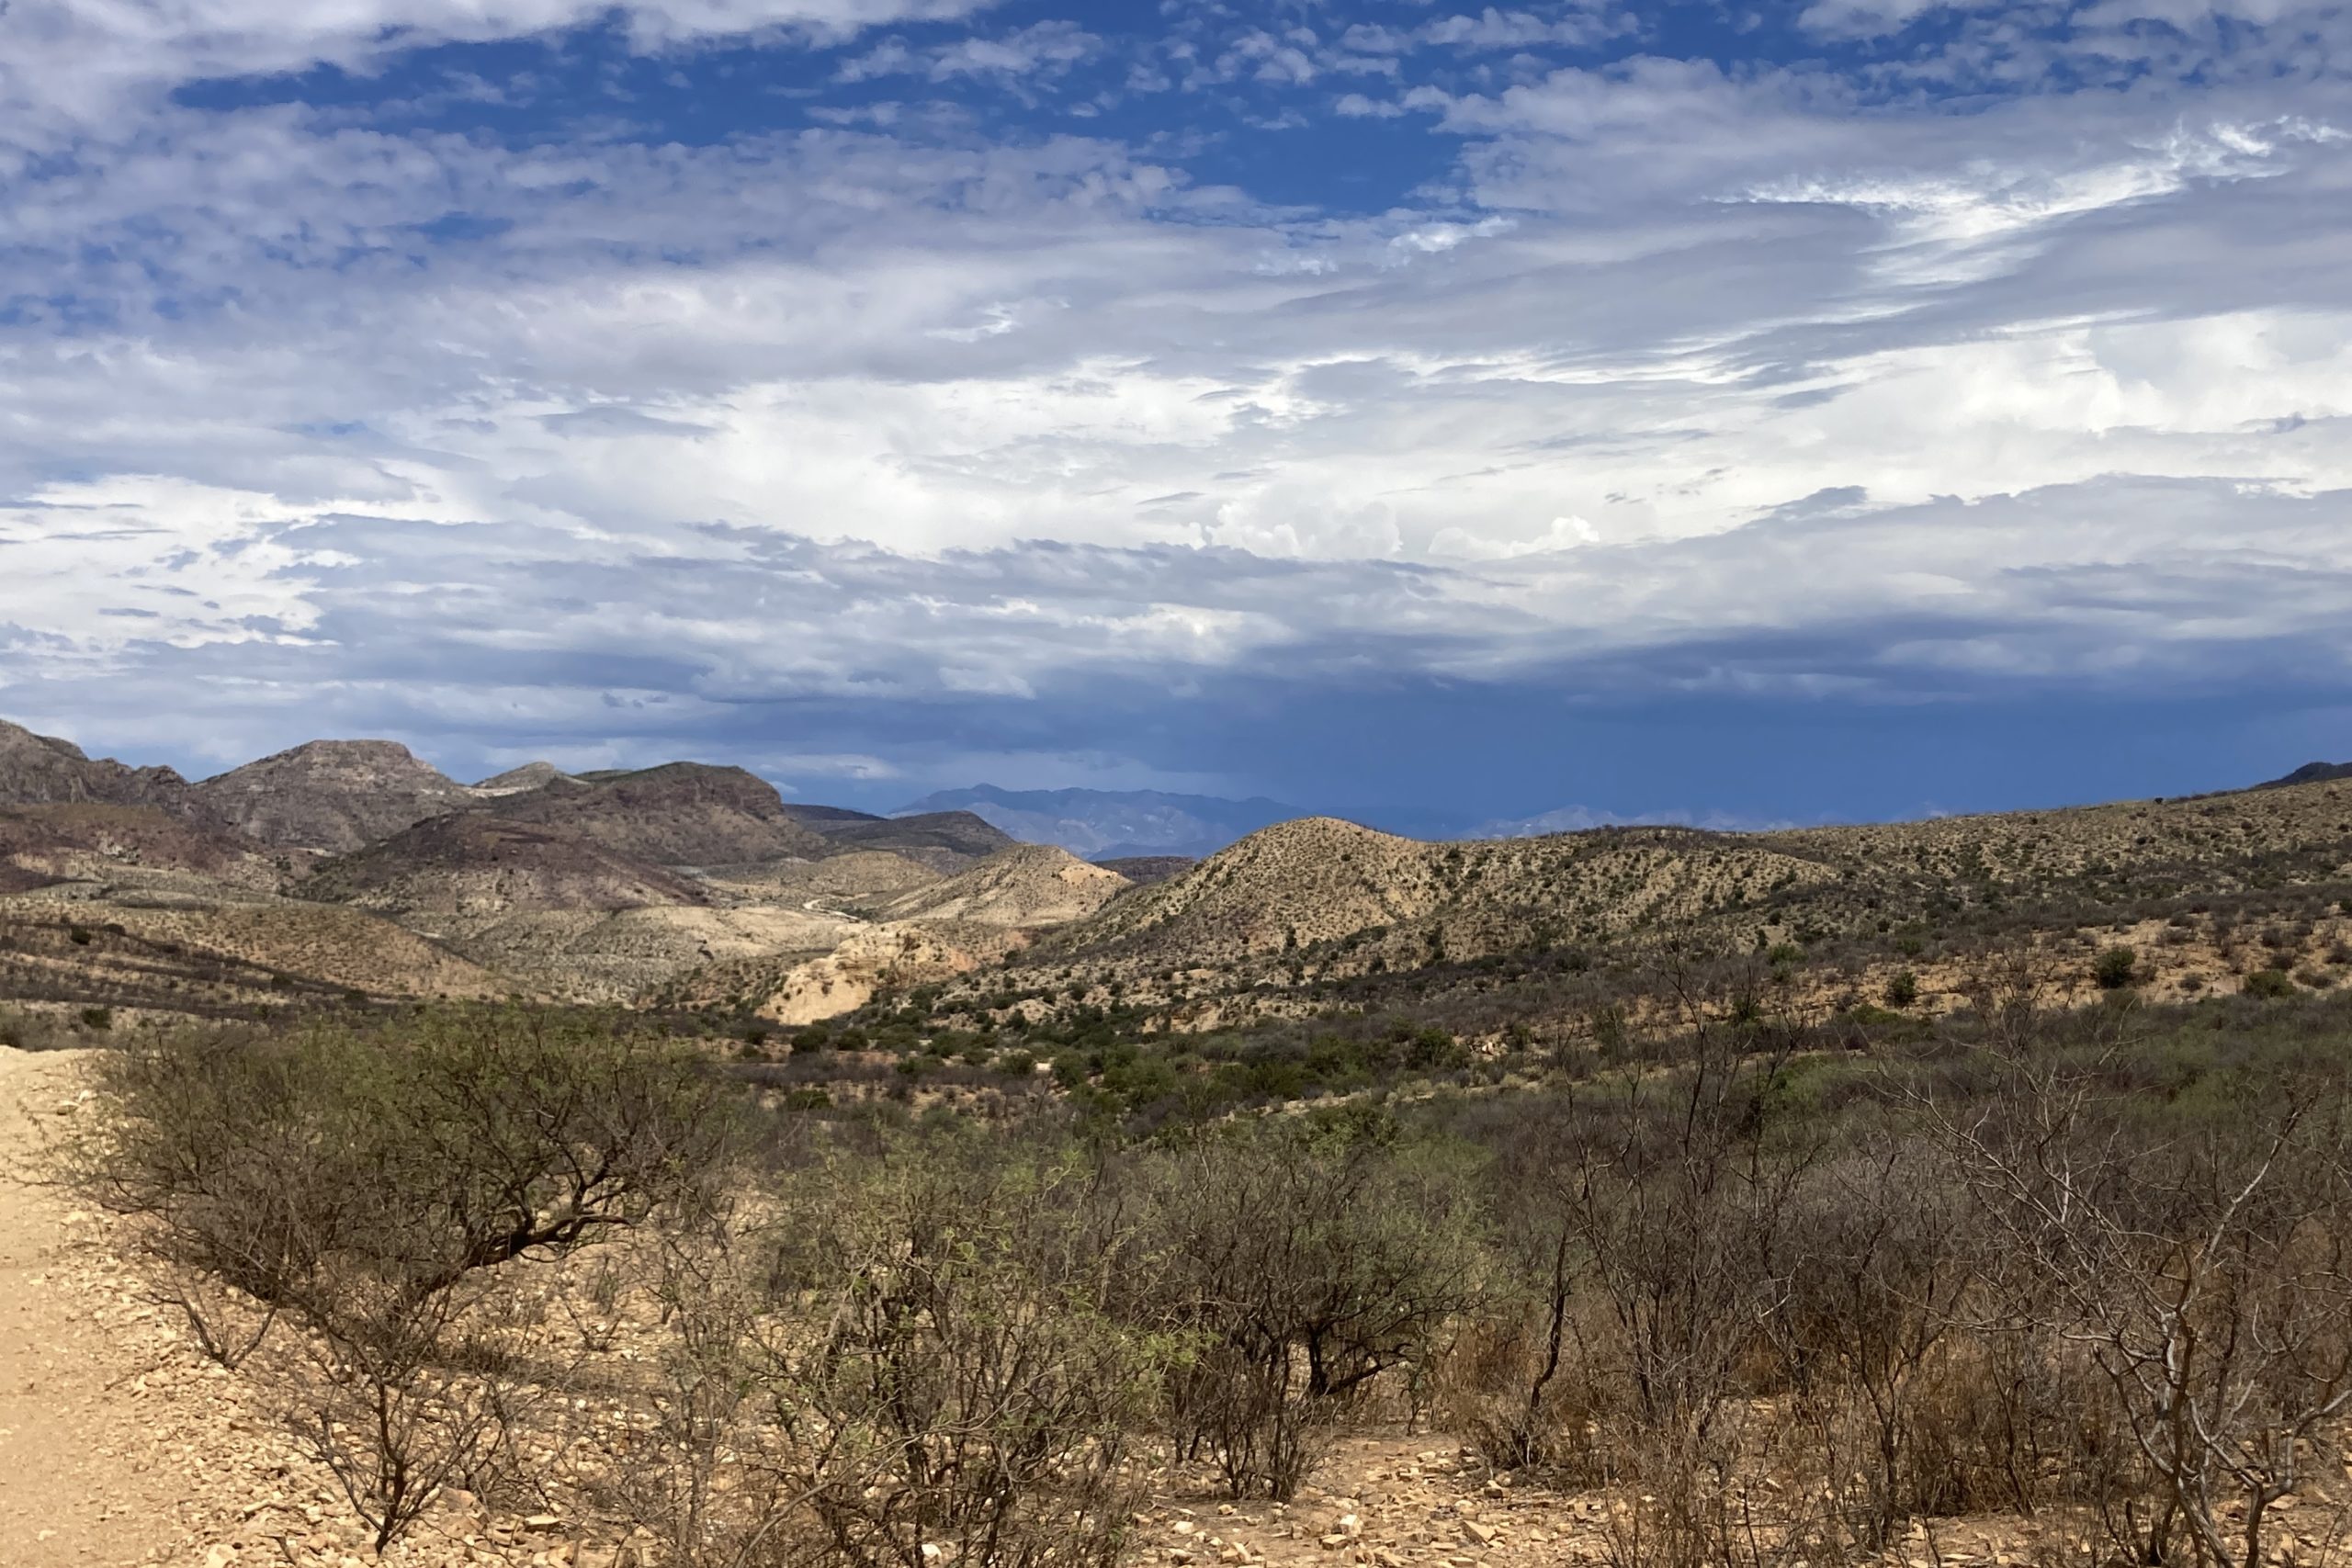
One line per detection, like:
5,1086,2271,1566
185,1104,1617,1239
473,761,575,793
876,774,2352,1038
1052,816,1831,968
0,804,279,894
776,803,889,829
810,809,1017,870
195,739,475,852
0,720,213,819
0,722,1131,1016
484,762,831,866
303,813,711,917
1753,779,2352,917
701,848,944,908
2264,761,2352,788
1094,855,1196,886
1069,780,2352,978
878,845,1132,927
745,919,1030,1024
13,714,2352,1035
647,851,1124,1021
437,903,864,1005
0,888,509,1019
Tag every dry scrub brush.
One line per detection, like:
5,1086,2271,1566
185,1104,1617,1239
51,953,2352,1568
616,1141,1163,1568
61,1007,730,1550
1120,1113,1485,1500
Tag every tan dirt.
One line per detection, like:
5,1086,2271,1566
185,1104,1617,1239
0,1047,243,1567
0,1049,571,1568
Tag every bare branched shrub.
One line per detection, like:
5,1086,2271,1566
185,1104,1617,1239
64,1008,729,1550
1925,997,2352,1568
623,1141,1161,1568
1129,1115,1484,1499
1770,1140,1974,1548
1485,952,1836,1568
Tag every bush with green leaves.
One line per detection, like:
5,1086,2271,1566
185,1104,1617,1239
2245,966,2298,998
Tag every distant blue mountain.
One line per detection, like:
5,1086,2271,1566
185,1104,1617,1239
894,784,1301,859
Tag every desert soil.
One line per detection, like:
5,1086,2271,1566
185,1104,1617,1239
0,1049,570,1568
2,1046,247,1567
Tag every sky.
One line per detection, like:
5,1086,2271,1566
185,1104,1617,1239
2,0,2349,829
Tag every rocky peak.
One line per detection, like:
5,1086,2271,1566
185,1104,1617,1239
196,738,475,853
0,718,205,815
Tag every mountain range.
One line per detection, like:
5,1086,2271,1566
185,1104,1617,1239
2264,761,2352,788
0,719,1087,1014
2,715,2349,1043
895,784,1301,858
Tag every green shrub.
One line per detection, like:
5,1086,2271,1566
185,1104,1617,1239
2093,946,2139,989
1883,969,1921,1010
2245,967,2297,999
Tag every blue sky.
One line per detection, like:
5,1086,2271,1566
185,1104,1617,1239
2,0,2349,828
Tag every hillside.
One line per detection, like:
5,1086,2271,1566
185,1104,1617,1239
878,845,1132,927
486,762,831,865
1093,854,1196,886
0,721,213,819
1052,816,1831,968
746,919,1030,1024
811,809,1018,869
303,813,711,916
776,803,890,829
12,713,2352,1037
701,848,944,908
861,776,2352,1041
195,739,476,852
442,904,862,1004
0,805,279,893
0,892,508,1017
2265,761,2352,788
473,761,574,793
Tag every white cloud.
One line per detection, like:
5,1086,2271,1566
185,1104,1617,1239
5,0,2352,777
840,17,1098,84
0,0,999,136
1419,6,1624,51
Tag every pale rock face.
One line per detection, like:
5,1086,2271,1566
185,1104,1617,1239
472,761,575,794
759,921,1022,1025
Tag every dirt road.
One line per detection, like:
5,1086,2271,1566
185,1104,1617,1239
0,1049,273,1568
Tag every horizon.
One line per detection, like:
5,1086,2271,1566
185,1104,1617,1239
3,0,2349,817
9,709,2329,842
